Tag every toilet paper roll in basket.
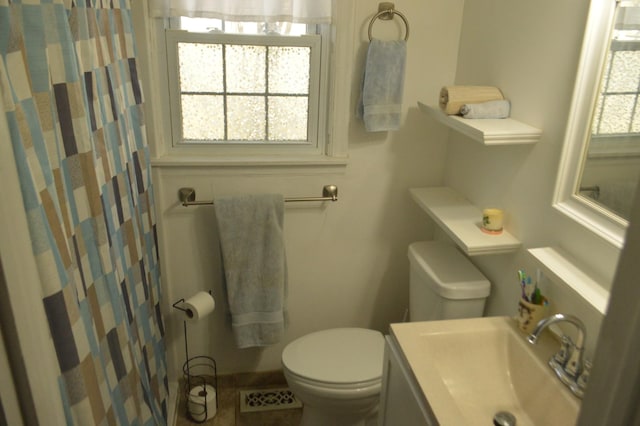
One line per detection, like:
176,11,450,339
188,384,217,421
182,291,215,322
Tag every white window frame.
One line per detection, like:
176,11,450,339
160,23,331,159
553,0,627,248
136,3,356,165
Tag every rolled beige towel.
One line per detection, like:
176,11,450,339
439,86,504,115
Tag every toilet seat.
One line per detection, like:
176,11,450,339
282,328,384,387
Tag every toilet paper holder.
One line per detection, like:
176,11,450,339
173,294,219,422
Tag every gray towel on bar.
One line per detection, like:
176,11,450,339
460,99,511,119
214,194,287,349
357,38,407,132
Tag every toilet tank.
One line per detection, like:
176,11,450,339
408,241,490,321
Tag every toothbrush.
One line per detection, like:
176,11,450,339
518,270,527,300
532,287,542,305
532,269,542,304
524,276,535,302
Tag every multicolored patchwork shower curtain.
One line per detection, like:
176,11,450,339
0,0,168,424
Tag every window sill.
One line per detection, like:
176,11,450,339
150,154,349,168
527,247,609,314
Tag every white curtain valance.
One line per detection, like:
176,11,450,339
149,0,332,24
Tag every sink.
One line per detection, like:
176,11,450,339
389,316,581,426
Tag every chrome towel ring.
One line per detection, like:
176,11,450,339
368,2,410,42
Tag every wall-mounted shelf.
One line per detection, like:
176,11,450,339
527,247,609,314
417,102,542,145
409,187,521,256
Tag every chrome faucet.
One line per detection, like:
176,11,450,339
527,313,590,398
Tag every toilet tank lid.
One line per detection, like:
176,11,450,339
282,328,384,384
408,241,490,299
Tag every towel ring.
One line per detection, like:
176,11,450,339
368,8,410,42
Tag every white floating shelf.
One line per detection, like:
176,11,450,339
418,102,542,145
409,187,521,256
528,247,609,314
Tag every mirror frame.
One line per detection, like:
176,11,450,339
554,0,626,248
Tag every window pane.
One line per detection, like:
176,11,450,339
268,96,308,140
181,95,225,140
227,96,265,140
178,43,223,92
601,51,612,88
608,51,640,92
268,46,310,94
591,95,604,134
168,30,323,148
599,94,635,133
226,45,266,93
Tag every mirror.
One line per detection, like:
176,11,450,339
554,0,639,247
578,3,640,222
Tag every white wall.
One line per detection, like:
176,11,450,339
141,0,624,378
443,0,612,357
144,0,465,378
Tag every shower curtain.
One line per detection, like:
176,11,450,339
0,0,168,425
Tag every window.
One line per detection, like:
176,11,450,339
591,5,640,136
164,18,328,155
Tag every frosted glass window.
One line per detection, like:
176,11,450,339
226,45,266,93
591,27,640,136
599,95,636,133
592,96,604,134
178,43,223,92
608,51,640,92
167,28,323,148
269,96,308,140
181,95,225,140
269,47,310,94
227,96,266,140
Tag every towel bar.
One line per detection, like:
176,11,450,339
178,185,339,207
368,2,410,41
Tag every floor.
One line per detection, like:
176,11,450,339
174,370,302,426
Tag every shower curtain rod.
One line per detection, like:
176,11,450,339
178,185,339,207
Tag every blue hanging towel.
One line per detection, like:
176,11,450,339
357,38,407,132
214,194,287,349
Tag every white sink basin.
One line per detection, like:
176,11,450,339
390,316,581,426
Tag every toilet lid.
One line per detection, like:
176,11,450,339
282,328,384,384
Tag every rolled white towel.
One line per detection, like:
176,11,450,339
460,99,511,119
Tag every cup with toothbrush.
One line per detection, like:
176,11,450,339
517,269,550,333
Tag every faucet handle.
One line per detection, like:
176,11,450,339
568,358,591,398
576,359,592,389
553,335,573,366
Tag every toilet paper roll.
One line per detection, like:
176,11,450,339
182,291,215,322
188,384,217,422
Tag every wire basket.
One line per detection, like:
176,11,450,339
183,355,218,423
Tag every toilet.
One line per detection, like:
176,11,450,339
281,240,491,426
408,241,491,321
282,328,384,426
